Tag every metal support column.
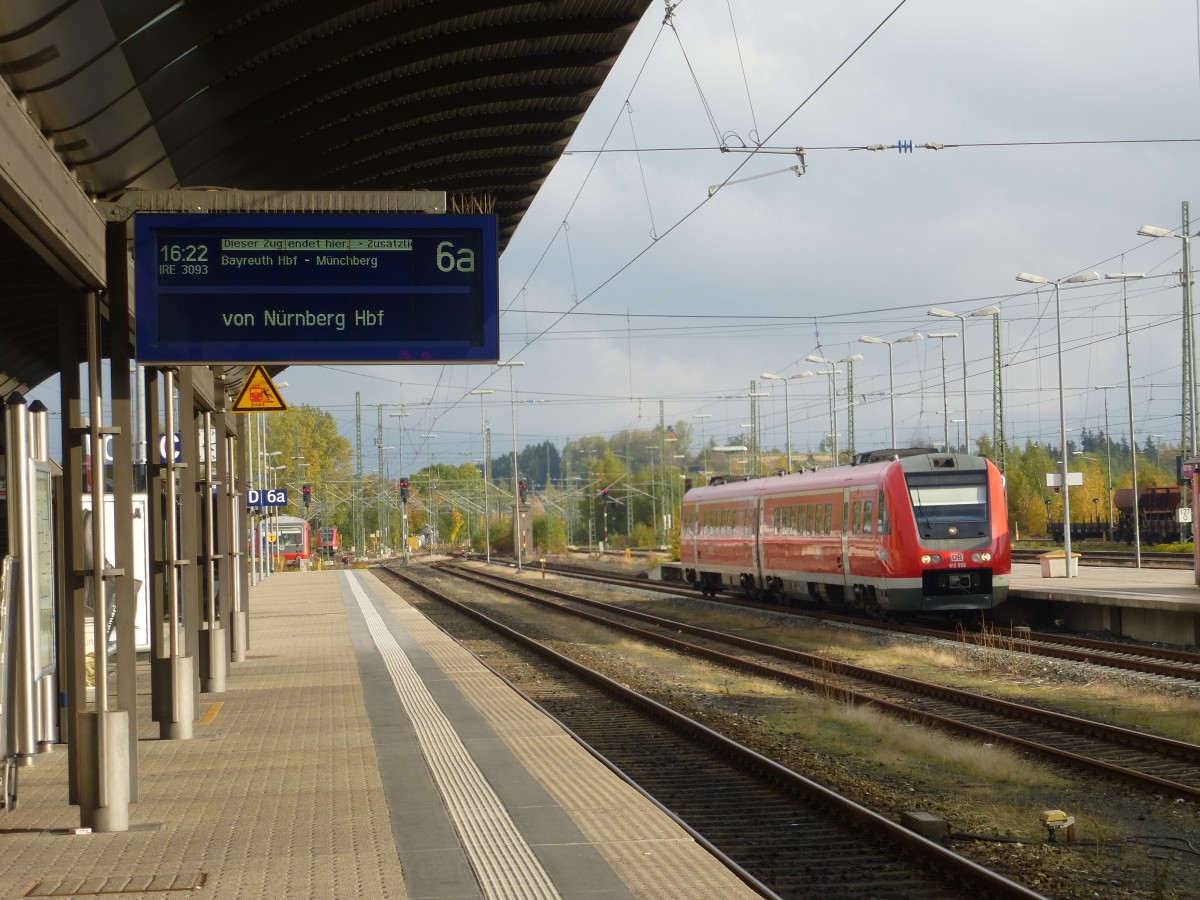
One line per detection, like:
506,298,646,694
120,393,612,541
178,369,203,717
233,418,250,660
199,410,227,694
148,369,194,740
58,294,87,806
28,400,57,755
105,224,140,799
77,289,130,832
4,394,37,770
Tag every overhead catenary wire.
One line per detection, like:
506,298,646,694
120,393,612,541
434,0,914,432
328,2,1193,466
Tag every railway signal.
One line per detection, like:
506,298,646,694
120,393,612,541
519,480,527,502
302,484,311,509
400,479,409,503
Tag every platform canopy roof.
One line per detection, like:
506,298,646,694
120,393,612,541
0,0,653,394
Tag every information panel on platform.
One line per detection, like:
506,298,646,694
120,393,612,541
134,213,498,364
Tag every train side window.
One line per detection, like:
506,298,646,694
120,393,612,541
850,502,860,534
825,503,834,535
814,504,823,535
806,504,813,535
862,499,873,534
877,493,889,534
791,506,799,535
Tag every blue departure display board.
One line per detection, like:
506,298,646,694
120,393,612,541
134,213,499,364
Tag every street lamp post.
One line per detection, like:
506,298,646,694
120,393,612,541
761,371,813,473
1105,272,1146,566
498,362,525,571
269,462,286,572
929,307,1002,454
858,333,921,448
469,389,494,563
929,308,971,450
1016,270,1101,578
926,333,959,451
805,356,841,465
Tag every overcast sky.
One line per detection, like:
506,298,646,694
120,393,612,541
276,1,1200,475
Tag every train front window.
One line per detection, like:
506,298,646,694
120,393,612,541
906,473,989,537
278,530,304,551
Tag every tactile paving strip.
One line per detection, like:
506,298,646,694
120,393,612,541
346,573,561,900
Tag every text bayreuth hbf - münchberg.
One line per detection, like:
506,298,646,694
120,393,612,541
158,237,417,332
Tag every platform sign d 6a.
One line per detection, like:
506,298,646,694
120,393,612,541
246,488,288,507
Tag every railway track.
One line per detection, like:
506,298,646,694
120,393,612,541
438,563,1200,804
379,564,1044,900
536,558,1200,683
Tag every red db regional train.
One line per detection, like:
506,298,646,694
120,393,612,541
256,515,310,566
677,450,1011,617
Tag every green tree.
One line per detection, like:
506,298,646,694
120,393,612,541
532,514,568,554
263,405,353,526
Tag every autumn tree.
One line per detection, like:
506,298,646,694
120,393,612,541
262,405,353,525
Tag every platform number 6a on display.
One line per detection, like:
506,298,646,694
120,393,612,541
247,488,288,507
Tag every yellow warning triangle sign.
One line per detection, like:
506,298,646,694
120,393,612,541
231,366,288,412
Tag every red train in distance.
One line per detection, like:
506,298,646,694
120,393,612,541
256,515,310,565
314,525,340,557
676,450,1011,617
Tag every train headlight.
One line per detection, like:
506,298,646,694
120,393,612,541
971,551,993,563
921,553,942,565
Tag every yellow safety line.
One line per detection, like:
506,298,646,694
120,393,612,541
198,701,223,726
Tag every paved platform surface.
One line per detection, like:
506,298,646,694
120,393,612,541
1009,561,1200,612
0,569,756,899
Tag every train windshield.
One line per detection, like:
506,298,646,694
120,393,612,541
906,473,989,536
277,528,305,551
